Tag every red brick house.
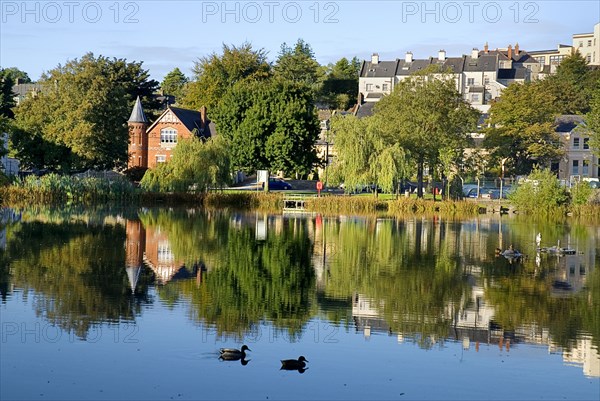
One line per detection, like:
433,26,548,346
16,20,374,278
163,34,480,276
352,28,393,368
127,96,214,169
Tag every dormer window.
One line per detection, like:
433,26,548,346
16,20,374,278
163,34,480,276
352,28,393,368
160,127,177,144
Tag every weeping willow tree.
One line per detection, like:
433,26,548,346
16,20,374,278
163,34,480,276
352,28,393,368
374,73,480,198
329,114,410,195
140,136,231,192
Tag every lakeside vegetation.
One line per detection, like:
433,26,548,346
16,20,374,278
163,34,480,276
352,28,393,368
2,171,598,218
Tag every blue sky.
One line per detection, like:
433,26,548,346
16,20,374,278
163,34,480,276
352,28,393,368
1,0,598,82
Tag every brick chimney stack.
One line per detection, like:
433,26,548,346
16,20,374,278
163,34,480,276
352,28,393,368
507,44,513,60
484,42,489,54
515,43,519,55
199,106,207,130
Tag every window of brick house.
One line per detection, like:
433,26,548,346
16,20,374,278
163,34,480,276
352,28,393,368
160,128,177,144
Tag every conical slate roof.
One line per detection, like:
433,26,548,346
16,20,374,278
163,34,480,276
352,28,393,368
128,96,148,123
125,265,142,294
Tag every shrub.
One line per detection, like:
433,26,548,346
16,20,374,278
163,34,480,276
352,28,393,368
508,168,569,214
570,182,594,206
123,166,148,182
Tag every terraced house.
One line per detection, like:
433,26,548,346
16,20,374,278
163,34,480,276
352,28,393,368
357,43,538,115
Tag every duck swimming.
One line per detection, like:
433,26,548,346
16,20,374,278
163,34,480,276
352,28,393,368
219,345,251,361
280,356,308,371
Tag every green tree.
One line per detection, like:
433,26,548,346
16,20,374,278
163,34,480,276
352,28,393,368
0,67,31,84
183,42,271,112
160,67,188,103
588,87,600,156
11,53,158,171
213,78,319,177
544,51,593,114
0,69,17,161
483,80,563,176
273,39,323,92
320,57,361,110
374,74,479,197
0,68,16,118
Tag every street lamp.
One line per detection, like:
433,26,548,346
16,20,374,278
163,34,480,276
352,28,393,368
499,157,508,199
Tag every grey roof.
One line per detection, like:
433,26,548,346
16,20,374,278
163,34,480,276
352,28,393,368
463,55,498,72
497,68,527,80
355,102,375,118
145,106,215,138
169,107,213,138
528,49,559,55
396,58,435,76
365,93,384,100
128,96,148,123
360,60,398,78
439,56,465,73
12,83,45,97
468,86,485,93
513,53,536,64
555,115,584,132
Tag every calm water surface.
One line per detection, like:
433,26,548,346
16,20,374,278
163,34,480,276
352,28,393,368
0,207,599,400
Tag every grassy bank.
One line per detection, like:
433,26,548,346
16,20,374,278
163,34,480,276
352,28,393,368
3,176,598,218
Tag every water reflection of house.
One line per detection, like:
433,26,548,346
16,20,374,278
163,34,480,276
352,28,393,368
124,220,145,293
548,238,596,295
124,219,200,289
352,294,389,339
562,336,600,378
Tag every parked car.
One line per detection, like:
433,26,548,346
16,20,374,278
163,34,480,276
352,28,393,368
582,178,600,188
400,181,418,193
462,184,479,197
267,177,292,190
488,187,513,199
339,183,369,193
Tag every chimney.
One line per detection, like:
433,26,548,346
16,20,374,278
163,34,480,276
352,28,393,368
199,106,207,130
471,48,479,59
405,51,413,63
507,44,513,60
514,42,519,55
438,50,446,61
371,53,379,65
484,42,489,54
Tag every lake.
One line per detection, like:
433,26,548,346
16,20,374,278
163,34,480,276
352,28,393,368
0,206,599,400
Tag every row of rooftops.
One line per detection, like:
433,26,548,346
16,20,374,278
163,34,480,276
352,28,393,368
360,44,537,78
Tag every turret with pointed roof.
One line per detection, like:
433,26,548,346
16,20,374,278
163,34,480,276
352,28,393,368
128,96,149,123
127,96,149,168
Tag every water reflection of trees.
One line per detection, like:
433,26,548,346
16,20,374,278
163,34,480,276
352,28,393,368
319,218,471,348
2,206,598,352
139,209,316,339
4,221,152,339
316,215,599,351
